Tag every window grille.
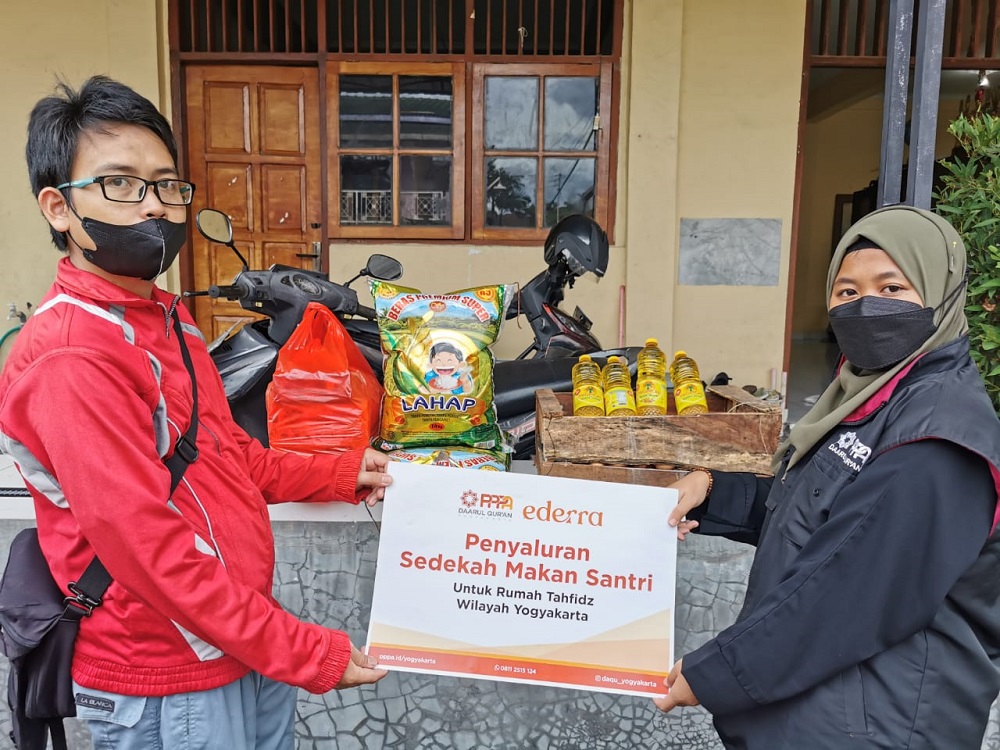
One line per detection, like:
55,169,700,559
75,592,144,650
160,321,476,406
810,0,999,62
176,0,618,58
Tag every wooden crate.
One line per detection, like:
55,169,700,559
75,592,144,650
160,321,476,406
534,457,688,487
534,386,782,476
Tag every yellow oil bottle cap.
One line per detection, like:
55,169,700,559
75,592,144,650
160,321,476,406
645,338,658,347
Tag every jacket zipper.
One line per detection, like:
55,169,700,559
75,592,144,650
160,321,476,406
157,297,181,338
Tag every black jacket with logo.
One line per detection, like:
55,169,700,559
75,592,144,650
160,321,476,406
684,337,1000,749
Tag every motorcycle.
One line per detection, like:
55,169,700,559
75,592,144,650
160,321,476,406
187,209,638,460
493,214,640,456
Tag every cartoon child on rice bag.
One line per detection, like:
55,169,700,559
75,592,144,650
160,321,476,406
425,342,473,395
372,280,512,450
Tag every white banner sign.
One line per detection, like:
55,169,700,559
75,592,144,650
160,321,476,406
366,462,677,697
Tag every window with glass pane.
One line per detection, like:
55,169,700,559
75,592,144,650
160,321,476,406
485,157,537,227
399,77,453,226
485,77,538,149
544,157,595,225
481,71,599,232
339,75,393,148
544,77,598,152
333,67,460,234
341,155,393,224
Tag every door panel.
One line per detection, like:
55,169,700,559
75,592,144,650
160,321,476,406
206,164,254,231
262,241,311,269
261,165,306,233
203,83,251,153
185,65,321,336
259,85,306,155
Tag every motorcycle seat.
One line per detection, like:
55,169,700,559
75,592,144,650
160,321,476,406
493,358,576,419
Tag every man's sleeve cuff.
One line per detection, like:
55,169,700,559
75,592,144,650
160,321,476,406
333,449,366,504
304,630,353,694
682,639,760,716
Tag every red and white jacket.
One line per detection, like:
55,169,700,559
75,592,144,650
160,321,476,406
0,258,366,696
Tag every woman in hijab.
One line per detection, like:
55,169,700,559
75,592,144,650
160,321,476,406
655,206,1000,749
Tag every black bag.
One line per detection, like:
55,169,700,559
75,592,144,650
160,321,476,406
0,528,89,750
0,310,199,750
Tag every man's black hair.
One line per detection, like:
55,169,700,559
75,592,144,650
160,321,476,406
25,76,178,250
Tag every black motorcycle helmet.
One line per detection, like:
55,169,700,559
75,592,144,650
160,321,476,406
543,214,609,278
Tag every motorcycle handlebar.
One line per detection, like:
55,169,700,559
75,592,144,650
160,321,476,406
184,286,244,300
210,284,247,301
355,304,377,319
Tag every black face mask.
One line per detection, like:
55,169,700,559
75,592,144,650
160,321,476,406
68,213,186,281
828,296,937,371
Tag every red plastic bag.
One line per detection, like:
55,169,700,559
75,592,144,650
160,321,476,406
266,303,383,453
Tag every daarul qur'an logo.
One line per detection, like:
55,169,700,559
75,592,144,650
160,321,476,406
459,489,514,514
828,430,872,469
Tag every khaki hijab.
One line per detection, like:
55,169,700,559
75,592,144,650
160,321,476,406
775,206,969,473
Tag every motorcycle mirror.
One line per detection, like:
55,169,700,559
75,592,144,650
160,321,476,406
196,208,249,271
365,254,403,281
196,209,233,244
345,253,404,286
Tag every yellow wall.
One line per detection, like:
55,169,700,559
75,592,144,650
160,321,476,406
673,0,804,386
795,93,962,338
0,1,168,362
0,0,805,390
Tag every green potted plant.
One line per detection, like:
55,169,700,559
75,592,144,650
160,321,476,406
934,111,1000,413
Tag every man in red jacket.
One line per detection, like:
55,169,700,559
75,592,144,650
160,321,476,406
0,76,390,749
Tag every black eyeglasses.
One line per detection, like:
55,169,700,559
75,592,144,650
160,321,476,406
57,175,195,206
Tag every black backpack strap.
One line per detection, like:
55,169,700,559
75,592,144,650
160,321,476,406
163,308,199,487
63,308,199,620
48,718,67,750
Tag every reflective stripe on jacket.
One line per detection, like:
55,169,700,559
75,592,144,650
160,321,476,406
0,258,365,696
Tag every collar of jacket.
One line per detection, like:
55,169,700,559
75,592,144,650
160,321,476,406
54,256,180,311
844,337,972,423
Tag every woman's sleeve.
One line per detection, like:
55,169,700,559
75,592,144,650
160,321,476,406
681,439,995,716
687,471,775,546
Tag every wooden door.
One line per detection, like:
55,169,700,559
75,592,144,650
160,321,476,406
184,65,322,340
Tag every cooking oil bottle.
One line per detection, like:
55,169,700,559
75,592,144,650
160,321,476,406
602,356,636,417
670,351,708,415
572,354,605,417
636,338,668,416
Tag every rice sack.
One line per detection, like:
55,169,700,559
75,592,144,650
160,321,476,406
373,281,512,449
386,446,510,471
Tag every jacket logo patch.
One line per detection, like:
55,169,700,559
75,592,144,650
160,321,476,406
828,431,871,471
75,693,115,712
